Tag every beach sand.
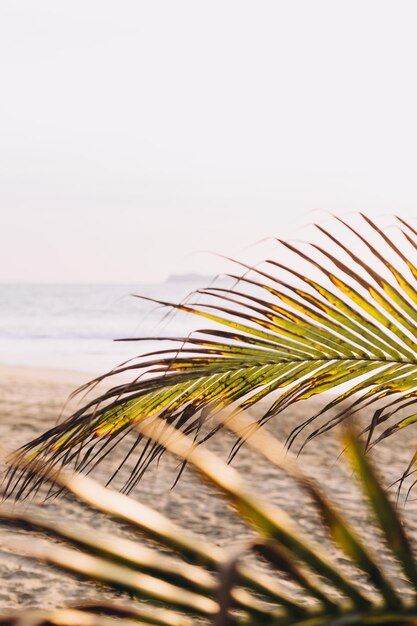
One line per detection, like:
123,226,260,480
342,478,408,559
2,363,417,612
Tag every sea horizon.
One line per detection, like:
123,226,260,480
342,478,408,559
0,277,219,373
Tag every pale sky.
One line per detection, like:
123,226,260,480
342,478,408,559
1,1,417,283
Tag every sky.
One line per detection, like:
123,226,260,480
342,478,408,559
1,1,417,283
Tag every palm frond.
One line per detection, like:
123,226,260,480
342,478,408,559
4,423,417,625
6,214,417,495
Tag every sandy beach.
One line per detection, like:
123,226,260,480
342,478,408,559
2,363,417,612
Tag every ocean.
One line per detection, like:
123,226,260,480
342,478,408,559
0,279,219,374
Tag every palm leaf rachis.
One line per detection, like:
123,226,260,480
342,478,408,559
6,214,417,497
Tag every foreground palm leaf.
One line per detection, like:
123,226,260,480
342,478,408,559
6,214,417,495
3,422,417,625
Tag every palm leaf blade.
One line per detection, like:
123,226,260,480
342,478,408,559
5,214,417,498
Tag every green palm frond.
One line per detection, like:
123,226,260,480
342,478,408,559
3,422,417,625
6,213,417,496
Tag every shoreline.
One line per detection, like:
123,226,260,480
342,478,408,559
0,362,99,386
